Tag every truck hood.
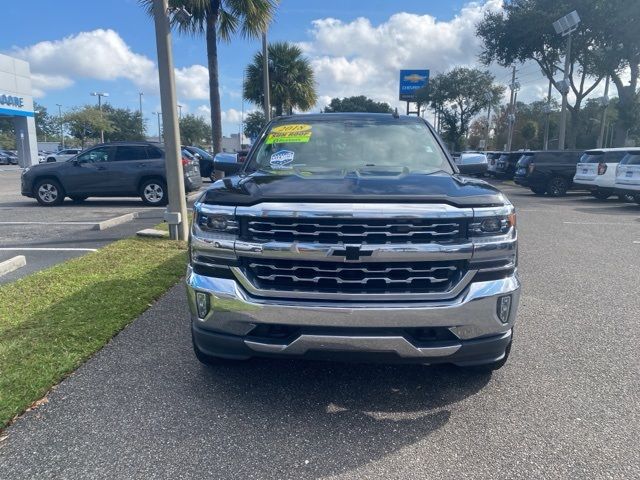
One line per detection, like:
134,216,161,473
201,170,508,207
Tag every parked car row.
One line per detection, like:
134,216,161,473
499,147,640,203
0,149,19,165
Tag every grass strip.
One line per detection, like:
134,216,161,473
0,237,187,428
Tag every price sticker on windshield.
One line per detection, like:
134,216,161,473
266,124,312,144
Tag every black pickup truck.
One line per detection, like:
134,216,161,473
187,113,520,372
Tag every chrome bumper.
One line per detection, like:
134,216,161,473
186,267,520,360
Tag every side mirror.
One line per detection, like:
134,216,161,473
214,162,243,175
456,163,476,175
71,159,80,166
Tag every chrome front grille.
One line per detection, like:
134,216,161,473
242,218,466,244
241,258,466,295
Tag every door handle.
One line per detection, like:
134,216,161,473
96,166,107,171
138,163,147,167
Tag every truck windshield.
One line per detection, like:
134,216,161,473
246,119,452,174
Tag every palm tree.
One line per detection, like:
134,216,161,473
243,42,317,116
140,0,278,154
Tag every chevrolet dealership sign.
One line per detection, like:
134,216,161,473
0,94,24,108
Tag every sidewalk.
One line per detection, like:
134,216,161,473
0,284,493,480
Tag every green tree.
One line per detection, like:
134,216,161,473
323,96,393,113
34,102,59,142
63,106,114,147
520,120,537,148
243,41,317,116
139,0,278,154
243,110,266,140
429,67,504,151
102,105,146,142
0,116,15,149
476,0,612,148
179,114,211,145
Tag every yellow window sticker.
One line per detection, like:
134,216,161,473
266,124,312,144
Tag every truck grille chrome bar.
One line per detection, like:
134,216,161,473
244,218,464,244
240,258,466,296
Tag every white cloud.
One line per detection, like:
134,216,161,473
175,65,211,100
12,29,211,101
195,105,250,126
300,1,540,109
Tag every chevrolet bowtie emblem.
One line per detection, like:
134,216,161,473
330,246,372,261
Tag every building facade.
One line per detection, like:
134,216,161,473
0,53,37,166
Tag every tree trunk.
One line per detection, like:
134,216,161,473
206,13,223,157
567,106,580,149
613,85,636,147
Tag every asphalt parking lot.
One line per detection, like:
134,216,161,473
0,166,202,283
1,180,639,479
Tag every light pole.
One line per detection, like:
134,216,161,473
262,30,271,121
152,0,189,241
19,131,25,168
553,10,581,150
153,111,162,142
178,104,183,119
507,81,520,152
90,92,109,143
56,103,64,148
597,76,610,148
483,92,493,151
543,78,553,150
139,92,144,131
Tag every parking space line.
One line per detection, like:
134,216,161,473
0,247,98,252
563,221,638,226
0,221,100,226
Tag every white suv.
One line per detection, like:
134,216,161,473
574,148,636,201
44,149,82,163
614,150,640,205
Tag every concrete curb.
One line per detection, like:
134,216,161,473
0,255,26,277
92,213,137,231
136,228,169,239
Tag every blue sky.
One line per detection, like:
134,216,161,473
2,0,516,137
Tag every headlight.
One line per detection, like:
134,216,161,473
469,212,516,236
198,213,238,233
22,167,30,175
192,205,238,238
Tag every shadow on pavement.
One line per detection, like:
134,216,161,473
179,355,491,477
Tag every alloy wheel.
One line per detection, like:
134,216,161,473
144,183,164,203
38,183,59,204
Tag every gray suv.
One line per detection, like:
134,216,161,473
21,142,202,206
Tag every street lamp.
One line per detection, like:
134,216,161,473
153,111,162,142
506,81,520,151
483,92,493,151
139,92,144,131
56,103,64,148
90,91,109,143
178,104,183,119
553,10,581,150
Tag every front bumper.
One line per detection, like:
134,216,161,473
187,268,520,365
